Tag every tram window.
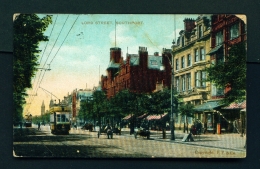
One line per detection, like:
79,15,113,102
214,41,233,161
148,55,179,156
57,114,61,122
61,114,66,122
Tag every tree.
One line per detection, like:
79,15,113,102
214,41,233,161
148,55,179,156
179,102,195,133
13,14,52,124
205,42,246,105
92,90,107,126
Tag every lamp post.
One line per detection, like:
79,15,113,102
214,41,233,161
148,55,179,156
160,50,175,140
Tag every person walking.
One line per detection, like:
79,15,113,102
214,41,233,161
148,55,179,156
38,122,41,130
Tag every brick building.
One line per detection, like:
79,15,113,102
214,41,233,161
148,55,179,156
208,14,247,99
101,47,172,98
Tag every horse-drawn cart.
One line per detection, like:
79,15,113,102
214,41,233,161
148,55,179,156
134,127,150,139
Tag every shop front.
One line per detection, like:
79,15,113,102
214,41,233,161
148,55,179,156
194,100,223,134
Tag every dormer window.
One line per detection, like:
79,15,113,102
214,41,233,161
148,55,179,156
198,25,203,38
181,36,185,47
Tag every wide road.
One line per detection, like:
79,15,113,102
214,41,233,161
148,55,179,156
13,125,246,158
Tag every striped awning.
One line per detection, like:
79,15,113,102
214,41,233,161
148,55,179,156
137,113,148,119
122,114,132,120
222,100,246,109
146,113,167,121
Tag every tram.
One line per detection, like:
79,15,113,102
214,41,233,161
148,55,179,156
49,105,71,134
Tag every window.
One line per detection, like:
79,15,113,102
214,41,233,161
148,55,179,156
198,25,203,38
182,76,186,91
187,73,191,90
195,71,206,88
176,77,179,92
230,23,239,40
195,72,200,87
216,31,223,46
187,54,191,66
195,49,199,62
200,48,205,60
181,56,185,68
176,59,179,70
201,71,206,87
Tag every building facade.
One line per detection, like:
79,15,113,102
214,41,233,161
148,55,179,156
204,14,247,133
101,47,172,98
172,15,212,126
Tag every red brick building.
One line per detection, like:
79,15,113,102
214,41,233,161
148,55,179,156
208,14,247,99
101,47,172,98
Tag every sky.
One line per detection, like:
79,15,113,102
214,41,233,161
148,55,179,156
23,14,200,116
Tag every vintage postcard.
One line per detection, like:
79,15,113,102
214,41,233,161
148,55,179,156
13,14,246,158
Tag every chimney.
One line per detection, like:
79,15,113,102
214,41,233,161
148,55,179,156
183,18,196,32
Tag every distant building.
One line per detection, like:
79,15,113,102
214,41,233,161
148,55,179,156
41,100,45,116
101,47,172,98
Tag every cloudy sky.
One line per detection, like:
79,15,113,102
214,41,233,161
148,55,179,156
24,14,199,116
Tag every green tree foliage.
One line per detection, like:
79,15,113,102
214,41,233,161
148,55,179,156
205,42,246,105
179,102,195,133
111,89,138,117
13,14,52,124
92,90,107,125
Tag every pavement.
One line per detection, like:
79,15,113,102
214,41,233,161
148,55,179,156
118,128,246,151
14,125,246,152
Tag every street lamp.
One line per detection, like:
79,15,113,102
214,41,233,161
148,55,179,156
160,50,175,141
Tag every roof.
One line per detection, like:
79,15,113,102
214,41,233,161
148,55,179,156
147,55,163,70
107,60,120,69
122,114,132,120
146,113,168,121
207,45,223,55
194,100,222,112
128,54,163,70
137,113,148,119
222,100,246,109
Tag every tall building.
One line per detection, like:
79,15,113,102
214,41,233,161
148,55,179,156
41,100,45,116
172,15,212,125
101,47,172,98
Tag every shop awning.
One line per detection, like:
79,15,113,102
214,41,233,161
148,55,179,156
146,113,167,121
137,113,148,119
207,45,223,55
222,100,246,109
122,114,132,120
194,100,222,112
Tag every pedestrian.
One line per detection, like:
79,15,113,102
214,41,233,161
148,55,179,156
233,118,239,134
38,122,41,130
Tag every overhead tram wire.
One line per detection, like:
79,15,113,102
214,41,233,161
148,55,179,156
26,15,70,111
25,15,61,109
27,15,80,112
27,15,59,104
49,15,80,65
34,15,69,94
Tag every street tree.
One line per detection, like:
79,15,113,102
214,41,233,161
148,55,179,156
13,14,52,124
92,90,107,127
205,42,246,105
179,102,195,133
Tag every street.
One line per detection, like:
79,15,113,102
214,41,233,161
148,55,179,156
13,125,246,158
